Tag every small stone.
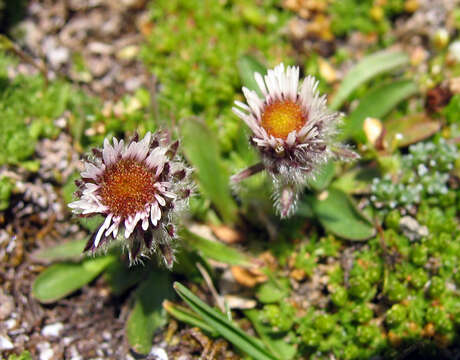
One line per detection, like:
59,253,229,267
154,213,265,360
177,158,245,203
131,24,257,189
223,295,257,309
42,322,64,338
149,347,168,360
116,45,139,61
0,334,14,350
448,41,460,63
0,291,15,320
400,216,429,241
37,342,54,360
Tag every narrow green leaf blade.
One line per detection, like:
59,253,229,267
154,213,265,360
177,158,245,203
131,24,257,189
33,239,86,262
163,300,218,336
104,261,147,295
181,118,238,224
343,80,418,141
307,160,335,191
245,309,297,360
32,255,115,303
237,55,266,95
174,282,278,360
310,188,376,241
180,228,250,266
126,271,174,354
330,51,409,110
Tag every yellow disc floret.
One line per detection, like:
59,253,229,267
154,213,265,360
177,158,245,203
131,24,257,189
261,100,306,140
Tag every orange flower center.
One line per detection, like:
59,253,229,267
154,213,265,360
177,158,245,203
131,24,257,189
98,159,157,218
261,100,306,140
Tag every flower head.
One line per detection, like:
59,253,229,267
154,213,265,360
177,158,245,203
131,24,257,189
69,131,192,268
232,63,357,217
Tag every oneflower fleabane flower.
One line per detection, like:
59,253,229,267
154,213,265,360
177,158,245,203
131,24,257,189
232,63,358,218
69,131,193,268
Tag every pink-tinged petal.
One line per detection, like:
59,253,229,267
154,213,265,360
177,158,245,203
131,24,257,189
150,202,161,226
162,191,177,199
94,213,113,247
155,194,166,206
254,72,268,97
82,163,102,180
234,100,251,112
103,138,117,166
142,216,149,231
105,217,121,237
286,131,297,146
146,147,167,169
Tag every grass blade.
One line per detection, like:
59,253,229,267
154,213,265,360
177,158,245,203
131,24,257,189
126,271,174,354
163,300,218,336
180,228,251,266
343,79,418,141
237,55,267,95
181,117,238,224
330,51,409,110
174,282,278,360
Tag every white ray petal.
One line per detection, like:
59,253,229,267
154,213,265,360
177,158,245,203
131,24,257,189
150,202,161,226
94,213,112,247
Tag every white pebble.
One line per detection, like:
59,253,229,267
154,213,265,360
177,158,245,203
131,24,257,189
42,323,64,338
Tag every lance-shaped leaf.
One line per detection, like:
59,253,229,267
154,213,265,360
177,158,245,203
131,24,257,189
32,254,116,303
181,118,238,224
126,271,174,354
343,79,418,141
163,300,218,336
384,113,441,148
238,55,267,95
174,282,278,360
309,188,375,241
32,239,87,263
330,51,409,110
180,228,251,266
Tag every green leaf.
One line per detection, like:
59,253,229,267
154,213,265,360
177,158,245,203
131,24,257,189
181,118,238,224
384,113,441,148
237,55,267,95
32,255,115,303
330,51,410,110
307,160,335,191
245,309,297,360
180,228,251,266
163,300,218,336
309,188,376,241
126,271,174,354
79,215,104,232
332,167,380,195
104,261,147,295
343,80,418,141
174,282,278,360
32,239,86,262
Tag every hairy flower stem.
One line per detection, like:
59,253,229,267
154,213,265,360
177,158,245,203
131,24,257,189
231,162,265,183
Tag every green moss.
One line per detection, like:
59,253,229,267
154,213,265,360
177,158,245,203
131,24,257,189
0,175,13,210
141,0,291,153
329,0,404,37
